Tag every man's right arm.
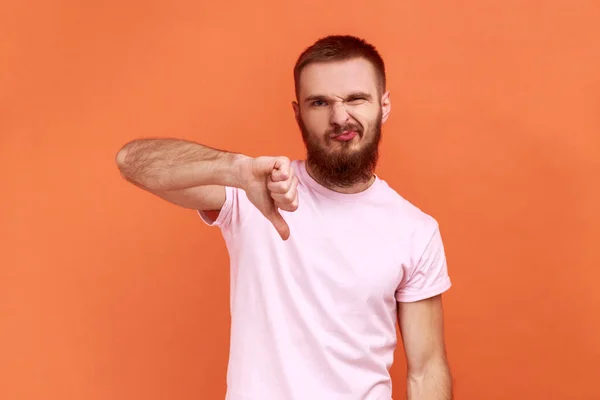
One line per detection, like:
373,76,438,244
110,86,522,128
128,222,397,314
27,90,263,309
115,138,247,212
116,137,299,240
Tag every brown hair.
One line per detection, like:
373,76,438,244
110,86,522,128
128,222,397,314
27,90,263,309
293,35,386,98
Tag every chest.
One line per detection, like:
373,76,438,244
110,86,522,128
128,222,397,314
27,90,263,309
265,194,410,309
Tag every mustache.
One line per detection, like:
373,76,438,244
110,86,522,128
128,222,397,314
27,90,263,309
327,123,363,136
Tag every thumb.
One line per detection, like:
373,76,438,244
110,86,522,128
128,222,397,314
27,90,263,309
266,208,290,241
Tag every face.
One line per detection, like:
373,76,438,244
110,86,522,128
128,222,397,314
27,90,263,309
293,57,391,188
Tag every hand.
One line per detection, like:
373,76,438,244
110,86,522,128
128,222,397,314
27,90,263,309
237,155,299,240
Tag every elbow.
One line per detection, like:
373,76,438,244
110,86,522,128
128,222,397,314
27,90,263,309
115,146,129,171
114,140,160,190
115,141,138,181
407,357,452,399
408,356,450,379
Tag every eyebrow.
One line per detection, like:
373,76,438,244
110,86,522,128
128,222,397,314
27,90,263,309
303,92,373,104
304,95,327,104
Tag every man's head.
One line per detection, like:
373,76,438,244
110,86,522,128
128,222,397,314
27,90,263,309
292,35,391,189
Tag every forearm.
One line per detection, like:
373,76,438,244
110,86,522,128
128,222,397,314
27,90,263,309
116,138,247,191
407,359,452,400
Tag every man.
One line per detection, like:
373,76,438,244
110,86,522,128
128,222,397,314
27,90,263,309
116,35,453,400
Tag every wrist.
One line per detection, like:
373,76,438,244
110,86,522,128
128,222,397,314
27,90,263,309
230,153,253,189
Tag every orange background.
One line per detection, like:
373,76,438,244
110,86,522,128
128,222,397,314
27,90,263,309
2,1,599,399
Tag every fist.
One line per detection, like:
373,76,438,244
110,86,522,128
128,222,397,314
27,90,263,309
240,155,299,240
267,158,299,213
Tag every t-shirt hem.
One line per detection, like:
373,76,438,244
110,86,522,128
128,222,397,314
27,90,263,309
197,209,215,225
196,186,234,227
395,279,452,303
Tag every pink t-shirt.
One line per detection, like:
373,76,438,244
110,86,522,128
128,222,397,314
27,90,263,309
199,160,451,400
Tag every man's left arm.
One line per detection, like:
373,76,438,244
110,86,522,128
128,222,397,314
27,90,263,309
398,294,452,400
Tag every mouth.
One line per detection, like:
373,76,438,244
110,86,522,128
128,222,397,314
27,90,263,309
331,130,359,142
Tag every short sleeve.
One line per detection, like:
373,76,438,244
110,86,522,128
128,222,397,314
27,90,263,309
197,186,240,230
395,223,452,303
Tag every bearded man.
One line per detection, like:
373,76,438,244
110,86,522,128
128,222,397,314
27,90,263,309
116,35,453,400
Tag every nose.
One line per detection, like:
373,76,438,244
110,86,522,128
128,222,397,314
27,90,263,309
329,102,349,127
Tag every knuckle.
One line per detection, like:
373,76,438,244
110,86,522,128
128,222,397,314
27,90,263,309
268,182,283,193
271,180,281,190
284,192,295,202
277,183,288,193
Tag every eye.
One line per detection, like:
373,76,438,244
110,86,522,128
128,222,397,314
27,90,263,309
311,100,327,107
346,96,367,104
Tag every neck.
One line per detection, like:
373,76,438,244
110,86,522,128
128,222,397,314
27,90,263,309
305,161,376,194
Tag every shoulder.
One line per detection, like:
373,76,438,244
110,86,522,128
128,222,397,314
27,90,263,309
372,178,442,256
376,178,439,230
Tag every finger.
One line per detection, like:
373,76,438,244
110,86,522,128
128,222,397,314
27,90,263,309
275,196,299,212
270,168,289,182
267,209,290,240
271,157,291,182
271,178,299,211
270,176,298,201
271,191,297,206
268,174,295,194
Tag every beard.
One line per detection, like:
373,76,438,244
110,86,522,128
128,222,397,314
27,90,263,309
298,111,382,189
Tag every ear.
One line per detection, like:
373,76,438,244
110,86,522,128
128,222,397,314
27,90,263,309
292,101,300,123
381,91,391,124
